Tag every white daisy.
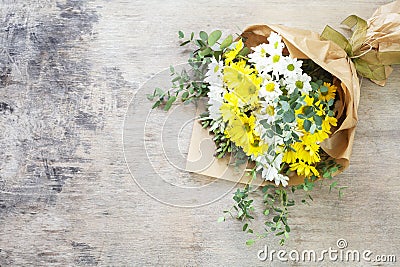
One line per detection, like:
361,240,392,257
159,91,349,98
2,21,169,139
285,73,312,95
259,80,282,101
255,153,289,187
265,32,285,56
274,174,289,187
204,57,224,86
279,56,303,79
248,44,271,73
207,85,225,120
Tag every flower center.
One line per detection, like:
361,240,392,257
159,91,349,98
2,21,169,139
287,64,295,71
244,123,251,132
295,80,304,89
266,105,275,116
265,83,275,92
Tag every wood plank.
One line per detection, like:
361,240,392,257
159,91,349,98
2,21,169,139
0,0,398,266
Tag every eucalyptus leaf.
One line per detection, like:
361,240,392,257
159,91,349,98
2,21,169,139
239,47,250,56
283,110,295,123
314,115,322,126
198,47,212,57
199,31,208,42
164,96,176,111
208,30,222,46
220,34,233,50
303,119,311,131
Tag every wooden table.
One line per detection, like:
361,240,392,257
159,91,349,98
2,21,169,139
0,0,399,266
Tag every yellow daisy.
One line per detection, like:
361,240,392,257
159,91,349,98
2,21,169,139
223,62,261,105
224,39,244,65
220,92,240,123
318,82,337,102
283,148,297,164
283,134,320,165
321,115,337,134
245,136,269,157
290,161,319,177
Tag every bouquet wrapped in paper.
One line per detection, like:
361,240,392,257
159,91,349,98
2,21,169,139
187,25,359,186
148,1,400,245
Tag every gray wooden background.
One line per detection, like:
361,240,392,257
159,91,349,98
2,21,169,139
0,0,399,266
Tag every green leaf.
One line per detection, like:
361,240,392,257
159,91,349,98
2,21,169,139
180,40,190,46
329,181,338,192
265,130,274,139
199,31,208,42
338,186,347,198
181,91,189,100
217,216,225,223
273,207,282,213
303,119,311,131
152,100,161,109
265,221,274,227
281,101,290,111
304,106,314,118
220,34,233,50
323,171,331,178
198,47,212,57
195,39,207,47
242,223,248,231
208,30,222,46
246,239,255,246
284,232,289,239
314,115,323,126
283,111,295,123
264,209,270,216
178,30,184,39
320,85,328,94
164,96,176,111
311,82,319,91
297,114,306,120
239,47,250,56
171,76,180,83
310,123,316,134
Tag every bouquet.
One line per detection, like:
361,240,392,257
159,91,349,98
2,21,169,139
147,1,400,245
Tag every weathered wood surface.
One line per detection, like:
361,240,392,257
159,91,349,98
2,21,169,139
0,0,399,266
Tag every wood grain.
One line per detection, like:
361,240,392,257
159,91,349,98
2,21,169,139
0,0,399,266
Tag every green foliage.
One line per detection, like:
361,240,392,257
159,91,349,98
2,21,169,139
147,30,236,110
219,157,344,246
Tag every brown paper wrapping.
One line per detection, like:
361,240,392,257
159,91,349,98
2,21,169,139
185,1,399,186
364,0,400,85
